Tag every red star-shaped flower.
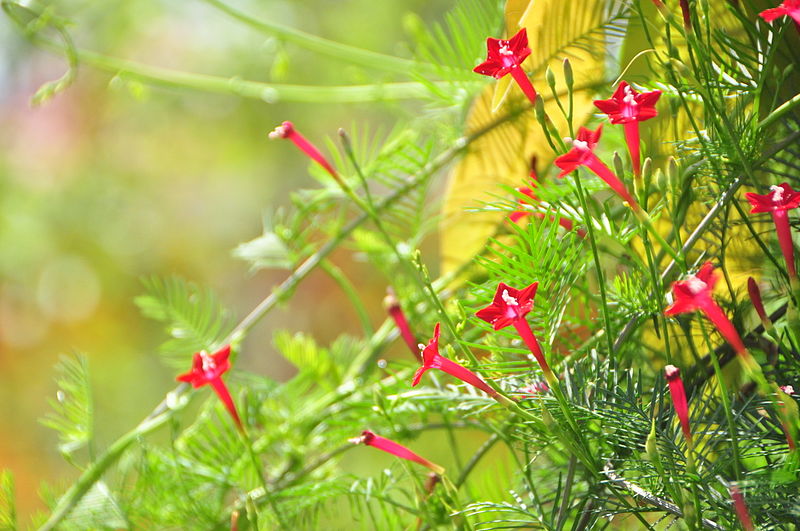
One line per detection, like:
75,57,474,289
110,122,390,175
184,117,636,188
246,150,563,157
473,28,537,104
593,81,661,124
554,126,639,209
664,262,718,315
411,323,497,397
594,81,661,179
177,345,242,430
475,282,537,330
664,262,747,356
746,183,800,281
760,0,800,28
476,282,553,380
746,183,800,213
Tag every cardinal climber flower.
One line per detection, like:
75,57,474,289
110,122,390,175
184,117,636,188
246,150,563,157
350,430,444,475
665,365,692,444
177,345,242,431
745,183,800,282
554,125,640,210
473,28,537,105
760,1,800,32
269,121,340,182
593,81,661,179
475,282,554,381
384,288,421,362
412,323,497,397
664,262,748,356
729,485,755,531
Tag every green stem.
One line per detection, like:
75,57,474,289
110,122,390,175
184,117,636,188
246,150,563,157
3,3,478,104
39,400,184,531
320,259,374,336
199,0,441,77
572,173,616,367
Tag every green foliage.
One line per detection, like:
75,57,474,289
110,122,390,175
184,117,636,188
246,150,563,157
0,471,15,531
9,0,800,529
135,276,235,367
40,354,94,464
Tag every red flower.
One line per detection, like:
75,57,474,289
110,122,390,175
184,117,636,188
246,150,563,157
384,288,421,362
593,81,661,178
411,323,497,397
473,28,537,105
475,282,553,380
554,125,639,209
729,485,755,531
664,262,747,356
746,183,800,280
350,430,444,475
665,365,692,444
269,121,340,182
177,345,243,431
760,0,800,31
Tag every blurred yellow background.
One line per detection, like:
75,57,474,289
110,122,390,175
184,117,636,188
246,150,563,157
0,0,452,518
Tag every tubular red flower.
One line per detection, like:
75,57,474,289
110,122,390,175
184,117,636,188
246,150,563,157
350,430,445,475
412,324,497,397
746,183,800,280
475,282,553,379
269,121,340,182
664,262,748,356
729,485,755,531
177,345,243,431
760,0,800,32
665,364,692,444
593,82,661,179
384,288,421,362
473,28,537,105
747,277,772,330
554,125,640,210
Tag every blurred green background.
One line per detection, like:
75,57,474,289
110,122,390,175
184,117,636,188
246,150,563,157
0,0,454,518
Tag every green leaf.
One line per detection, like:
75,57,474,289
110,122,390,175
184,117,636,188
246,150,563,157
134,276,234,367
233,231,292,271
40,354,93,463
0,471,15,531
61,481,128,530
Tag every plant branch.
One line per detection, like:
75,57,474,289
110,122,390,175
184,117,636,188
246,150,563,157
602,462,724,531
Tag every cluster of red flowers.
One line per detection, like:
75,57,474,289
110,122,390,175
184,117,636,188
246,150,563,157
176,12,799,524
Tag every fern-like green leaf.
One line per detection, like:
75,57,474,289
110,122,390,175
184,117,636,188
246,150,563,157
40,354,93,463
134,276,234,367
0,471,15,531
